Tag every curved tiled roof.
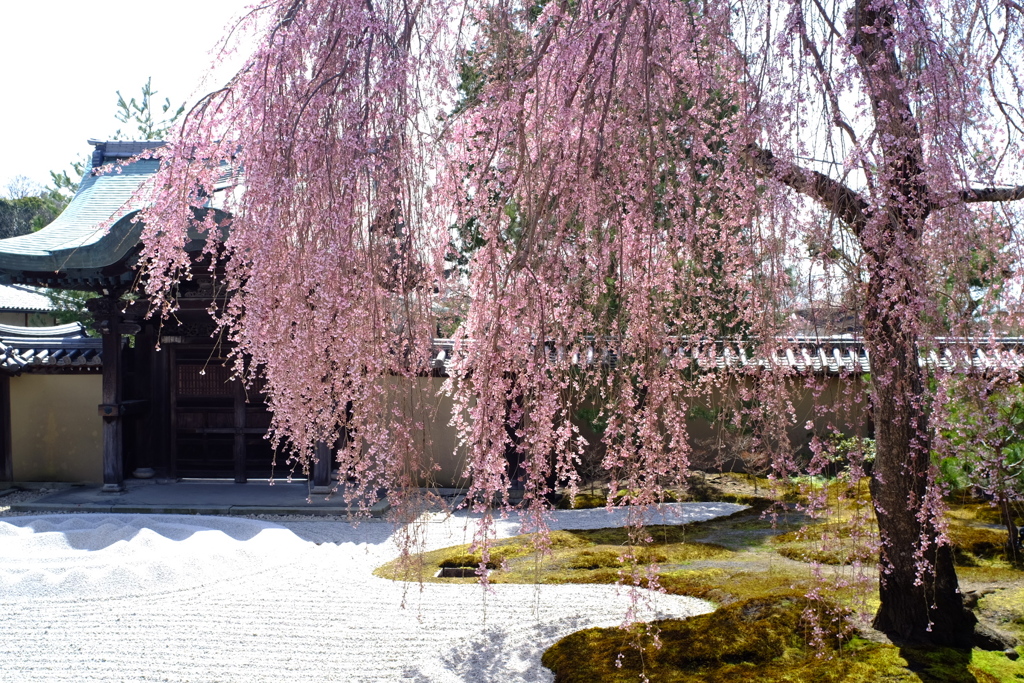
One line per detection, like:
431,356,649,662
0,140,236,291
0,322,102,374
0,141,164,290
0,283,54,312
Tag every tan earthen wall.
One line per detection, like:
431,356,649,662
423,376,870,486
11,374,102,483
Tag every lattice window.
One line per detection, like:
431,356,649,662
176,363,233,397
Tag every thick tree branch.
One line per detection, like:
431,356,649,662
960,185,1024,203
745,145,870,235
848,0,929,229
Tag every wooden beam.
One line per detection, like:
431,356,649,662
87,295,139,493
151,342,170,479
168,347,179,481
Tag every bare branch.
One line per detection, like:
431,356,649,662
797,14,860,148
745,145,870,234
848,0,929,222
960,185,1024,203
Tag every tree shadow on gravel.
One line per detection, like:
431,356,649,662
3,515,396,551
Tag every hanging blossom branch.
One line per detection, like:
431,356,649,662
136,0,461,519
134,0,1024,647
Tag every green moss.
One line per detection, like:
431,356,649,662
948,526,1011,565
556,489,687,509
564,548,672,569
566,512,767,545
775,543,875,565
373,525,732,586
555,475,778,511
946,498,1021,527
896,645,1019,683
968,648,1024,681
437,543,531,569
374,532,576,582
542,597,1024,683
565,549,628,569
770,516,876,565
729,518,779,530
998,587,1024,625
541,595,868,683
956,566,1024,584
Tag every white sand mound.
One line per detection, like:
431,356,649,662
0,515,314,601
0,503,742,682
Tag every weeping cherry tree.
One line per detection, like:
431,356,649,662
136,0,1024,647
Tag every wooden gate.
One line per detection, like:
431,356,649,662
170,349,275,481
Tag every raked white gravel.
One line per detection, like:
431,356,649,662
0,502,743,682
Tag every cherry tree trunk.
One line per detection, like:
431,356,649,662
865,280,975,647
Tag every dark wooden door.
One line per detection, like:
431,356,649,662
171,350,276,480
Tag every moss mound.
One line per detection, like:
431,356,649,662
541,595,871,683
554,475,777,512
946,497,1024,528
949,526,1012,565
541,595,1024,682
655,568,816,604
773,540,875,565
438,543,533,569
374,515,738,586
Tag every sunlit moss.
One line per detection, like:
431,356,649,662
557,489,685,509
555,478,778,511
948,526,1012,565
773,541,875,565
957,566,1024,583
967,649,1024,682
541,595,901,683
373,520,736,585
946,497,1021,527
656,567,816,604
542,597,1024,682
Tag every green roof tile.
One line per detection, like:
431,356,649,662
0,142,162,289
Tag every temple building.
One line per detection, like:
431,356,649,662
0,141,288,490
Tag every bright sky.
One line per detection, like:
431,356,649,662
0,1,253,193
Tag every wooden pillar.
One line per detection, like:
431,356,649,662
99,305,124,492
168,347,179,480
234,379,247,484
88,296,139,493
312,441,332,494
0,375,11,483
151,341,170,479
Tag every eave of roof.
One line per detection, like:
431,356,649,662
0,322,103,374
0,141,165,290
